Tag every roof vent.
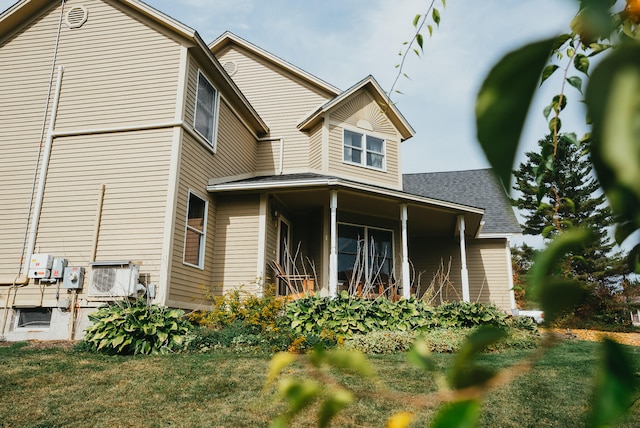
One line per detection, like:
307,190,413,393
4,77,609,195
223,61,238,76
65,5,88,29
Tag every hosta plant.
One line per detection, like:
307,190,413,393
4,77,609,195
83,298,193,355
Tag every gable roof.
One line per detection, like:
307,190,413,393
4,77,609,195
402,169,522,236
209,31,341,97
0,0,269,136
298,75,415,141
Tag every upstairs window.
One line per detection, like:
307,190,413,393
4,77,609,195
184,191,207,269
343,129,385,170
194,71,219,147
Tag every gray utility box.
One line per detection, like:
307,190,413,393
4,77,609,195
62,266,85,289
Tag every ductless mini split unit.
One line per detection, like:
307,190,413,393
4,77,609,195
88,261,143,298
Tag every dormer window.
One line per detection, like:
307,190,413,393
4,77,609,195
343,129,385,170
194,70,219,148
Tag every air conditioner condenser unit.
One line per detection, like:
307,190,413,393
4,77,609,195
88,261,140,298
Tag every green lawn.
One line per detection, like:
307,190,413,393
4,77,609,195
1,340,639,427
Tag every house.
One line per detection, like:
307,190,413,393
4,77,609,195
0,0,521,341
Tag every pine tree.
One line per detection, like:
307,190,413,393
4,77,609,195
512,134,626,289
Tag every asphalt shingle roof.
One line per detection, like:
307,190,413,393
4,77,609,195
402,169,522,235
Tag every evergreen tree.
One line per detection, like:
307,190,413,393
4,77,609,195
512,134,626,289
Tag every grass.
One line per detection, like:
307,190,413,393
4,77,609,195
1,340,639,427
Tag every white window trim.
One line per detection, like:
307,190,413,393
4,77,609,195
193,70,220,151
13,308,52,331
337,222,394,282
183,190,208,269
342,126,387,172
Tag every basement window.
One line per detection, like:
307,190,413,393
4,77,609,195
15,308,52,329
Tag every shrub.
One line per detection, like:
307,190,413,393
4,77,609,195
343,331,417,354
83,298,193,355
430,301,508,328
186,285,287,334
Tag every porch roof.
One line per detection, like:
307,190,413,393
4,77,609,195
207,173,485,237
403,169,522,236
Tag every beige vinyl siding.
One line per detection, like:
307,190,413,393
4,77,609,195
51,0,179,129
409,237,512,311
168,87,257,306
10,129,172,307
256,139,280,174
327,91,401,189
168,132,216,307
213,195,261,292
328,123,400,189
466,238,512,311
308,124,323,171
216,46,333,173
0,0,181,286
265,209,279,284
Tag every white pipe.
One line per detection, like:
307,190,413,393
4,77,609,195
400,204,410,298
23,66,64,276
278,137,284,175
329,191,338,296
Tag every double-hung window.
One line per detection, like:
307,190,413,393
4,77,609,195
343,129,385,170
184,191,207,268
194,70,219,148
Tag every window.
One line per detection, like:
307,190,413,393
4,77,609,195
337,224,393,285
15,308,51,329
194,71,219,147
184,192,207,268
343,129,385,170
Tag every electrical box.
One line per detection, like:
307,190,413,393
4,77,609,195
62,266,84,289
28,254,54,279
51,258,68,279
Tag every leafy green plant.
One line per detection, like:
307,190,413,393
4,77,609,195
83,298,192,355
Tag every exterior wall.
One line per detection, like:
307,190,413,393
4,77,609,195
409,236,513,311
328,91,402,189
215,45,334,174
168,54,258,308
466,238,512,312
308,124,323,171
212,194,261,293
0,0,181,315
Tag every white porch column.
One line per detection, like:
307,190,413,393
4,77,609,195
400,204,411,298
458,215,470,302
505,237,517,311
329,191,338,297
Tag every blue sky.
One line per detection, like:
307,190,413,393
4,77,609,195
0,0,584,180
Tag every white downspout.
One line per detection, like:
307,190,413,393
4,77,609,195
458,215,470,302
23,65,64,276
506,237,517,311
400,204,410,298
329,191,338,296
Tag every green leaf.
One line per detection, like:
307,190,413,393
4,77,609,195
324,349,375,378
407,337,436,371
587,44,640,227
432,8,440,26
539,278,587,322
416,33,424,52
428,24,433,37
450,326,507,389
574,53,590,75
476,38,555,188
529,228,593,291
413,14,420,27
317,388,353,428
548,117,561,133
431,400,480,428
588,339,637,428
541,64,559,85
280,378,321,413
567,76,583,94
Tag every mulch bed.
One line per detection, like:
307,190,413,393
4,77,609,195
542,328,640,347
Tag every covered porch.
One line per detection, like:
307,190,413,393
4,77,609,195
208,174,484,301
